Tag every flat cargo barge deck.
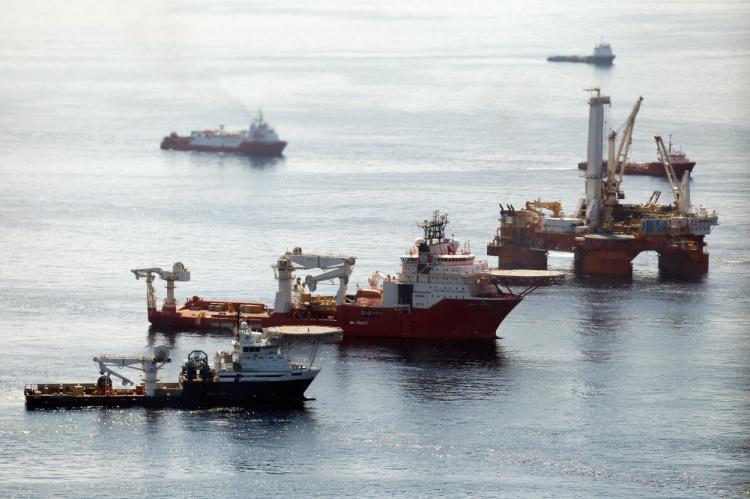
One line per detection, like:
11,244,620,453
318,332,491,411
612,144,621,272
25,383,182,409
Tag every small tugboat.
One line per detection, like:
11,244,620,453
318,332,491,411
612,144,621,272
547,42,615,65
160,111,287,157
24,323,339,409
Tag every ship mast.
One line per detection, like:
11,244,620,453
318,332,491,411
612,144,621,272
417,211,448,245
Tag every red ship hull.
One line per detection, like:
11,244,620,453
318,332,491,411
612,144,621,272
336,297,522,339
161,136,286,157
147,297,522,340
577,160,695,177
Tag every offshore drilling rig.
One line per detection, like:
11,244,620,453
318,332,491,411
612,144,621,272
487,89,718,280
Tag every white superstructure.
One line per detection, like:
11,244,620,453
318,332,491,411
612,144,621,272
248,111,280,142
593,43,613,58
372,212,514,309
188,111,281,147
213,322,318,383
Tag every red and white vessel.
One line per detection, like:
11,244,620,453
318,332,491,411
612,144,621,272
578,140,695,177
134,213,561,339
337,212,530,339
160,111,286,156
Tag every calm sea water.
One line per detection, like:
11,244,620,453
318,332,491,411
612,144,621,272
1,1,749,496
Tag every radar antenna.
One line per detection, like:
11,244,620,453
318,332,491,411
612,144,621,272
417,211,449,245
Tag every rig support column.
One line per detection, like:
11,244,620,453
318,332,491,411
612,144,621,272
658,241,709,279
574,248,634,278
574,235,638,279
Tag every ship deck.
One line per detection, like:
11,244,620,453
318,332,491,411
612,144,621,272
25,383,183,409
175,309,270,320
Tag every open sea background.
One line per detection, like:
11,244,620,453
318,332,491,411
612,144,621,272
1,0,748,496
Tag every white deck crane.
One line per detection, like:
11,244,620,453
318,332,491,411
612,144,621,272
655,134,691,215
272,248,355,313
131,263,190,312
93,346,171,397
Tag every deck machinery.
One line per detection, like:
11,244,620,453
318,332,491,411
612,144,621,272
487,89,719,279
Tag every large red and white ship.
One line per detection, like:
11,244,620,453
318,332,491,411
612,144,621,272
578,140,695,177
134,213,561,339
160,111,286,156
335,212,532,339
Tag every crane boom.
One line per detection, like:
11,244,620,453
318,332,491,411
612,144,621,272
284,253,354,270
655,134,690,214
613,96,643,181
95,364,135,386
605,96,643,203
304,265,353,292
131,262,190,282
525,200,563,218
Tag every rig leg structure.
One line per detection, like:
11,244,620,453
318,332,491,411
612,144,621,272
573,237,639,279
573,235,711,280
657,241,709,279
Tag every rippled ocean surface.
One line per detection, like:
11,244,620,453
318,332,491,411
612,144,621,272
1,1,748,496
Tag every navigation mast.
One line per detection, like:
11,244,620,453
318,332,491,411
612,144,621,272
417,211,449,245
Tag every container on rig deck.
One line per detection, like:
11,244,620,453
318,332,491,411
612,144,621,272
641,219,670,234
541,217,583,234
